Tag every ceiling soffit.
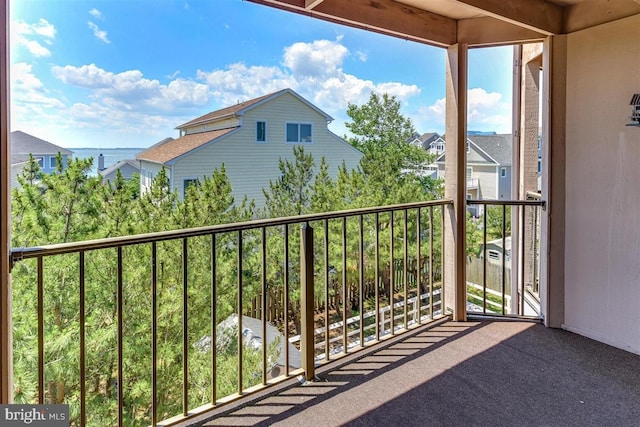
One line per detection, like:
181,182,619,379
247,0,640,47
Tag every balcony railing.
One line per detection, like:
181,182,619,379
10,200,452,426
465,198,545,318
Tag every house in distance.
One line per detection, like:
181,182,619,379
10,130,73,189
137,88,363,208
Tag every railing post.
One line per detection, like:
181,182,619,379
300,223,315,382
0,0,13,404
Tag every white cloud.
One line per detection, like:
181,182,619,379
416,87,511,133
197,38,419,126
14,38,426,146
355,50,368,62
88,21,110,44
52,63,211,115
282,39,348,78
89,9,103,20
12,19,56,57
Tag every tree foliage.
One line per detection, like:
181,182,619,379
11,92,448,425
344,92,441,205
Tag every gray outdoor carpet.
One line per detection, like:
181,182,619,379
178,318,640,427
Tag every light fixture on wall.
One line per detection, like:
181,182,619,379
627,94,640,126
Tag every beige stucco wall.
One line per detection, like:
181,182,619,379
564,15,640,354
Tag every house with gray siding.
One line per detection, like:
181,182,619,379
136,89,363,207
10,130,73,188
433,133,512,210
100,159,140,183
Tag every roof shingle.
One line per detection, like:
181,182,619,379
136,128,237,164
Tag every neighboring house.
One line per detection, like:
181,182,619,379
480,236,512,264
136,88,363,207
100,159,140,183
434,133,513,203
10,130,73,188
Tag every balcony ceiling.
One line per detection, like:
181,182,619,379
247,0,640,47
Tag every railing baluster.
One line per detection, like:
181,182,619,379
37,256,44,404
403,209,408,330
117,247,123,427
389,211,394,335
502,206,507,315
182,238,188,416
416,208,421,325
261,227,267,385
284,224,289,375
342,217,347,353
237,231,243,394
210,234,217,404
441,205,445,315
429,206,434,319
359,215,364,347
483,207,488,314
151,242,157,426
79,251,86,427
520,206,526,315
324,219,330,360
375,212,380,341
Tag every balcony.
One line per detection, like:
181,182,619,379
7,198,564,426
185,318,640,427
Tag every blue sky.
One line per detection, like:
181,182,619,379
10,0,513,149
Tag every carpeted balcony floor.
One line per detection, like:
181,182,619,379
176,318,640,427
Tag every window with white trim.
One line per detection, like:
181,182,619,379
286,122,312,143
183,178,199,197
49,156,58,169
35,157,44,168
256,121,266,143
501,167,507,178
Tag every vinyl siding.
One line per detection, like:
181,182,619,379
139,161,166,194
183,117,240,135
471,165,498,200
498,166,512,199
172,92,362,207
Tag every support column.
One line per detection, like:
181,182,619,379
1,0,13,403
444,43,468,321
542,35,567,328
516,44,543,314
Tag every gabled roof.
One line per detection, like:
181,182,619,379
176,88,333,130
100,159,139,178
11,130,73,157
435,134,512,166
470,134,512,166
136,128,237,164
